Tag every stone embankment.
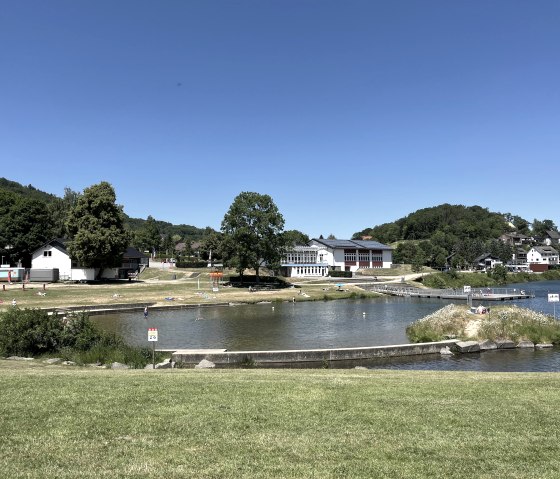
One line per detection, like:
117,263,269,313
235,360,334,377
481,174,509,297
172,340,459,367
453,340,553,353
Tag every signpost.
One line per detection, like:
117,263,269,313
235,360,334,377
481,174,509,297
148,327,158,368
548,293,559,320
464,285,472,307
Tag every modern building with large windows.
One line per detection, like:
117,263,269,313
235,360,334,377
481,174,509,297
280,239,393,277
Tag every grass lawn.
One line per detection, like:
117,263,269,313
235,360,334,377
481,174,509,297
0,271,379,311
1,362,560,478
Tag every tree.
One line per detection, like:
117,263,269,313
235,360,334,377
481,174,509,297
282,230,310,247
0,191,54,267
532,219,557,237
220,192,285,282
66,182,130,277
134,216,161,257
199,232,223,263
49,187,81,238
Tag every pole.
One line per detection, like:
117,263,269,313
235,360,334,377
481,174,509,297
152,341,155,369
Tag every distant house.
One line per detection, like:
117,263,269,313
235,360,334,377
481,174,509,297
473,253,503,271
500,232,531,246
527,246,559,271
512,247,528,264
281,239,392,277
543,230,560,246
31,239,147,281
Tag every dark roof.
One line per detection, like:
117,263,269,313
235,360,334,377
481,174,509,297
311,238,392,250
123,247,149,259
546,230,560,239
474,253,500,262
34,238,68,253
533,246,559,254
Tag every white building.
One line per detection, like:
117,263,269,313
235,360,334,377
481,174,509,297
31,239,145,281
280,245,329,278
527,246,559,266
281,239,393,277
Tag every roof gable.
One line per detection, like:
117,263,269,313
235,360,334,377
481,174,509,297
311,238,392,250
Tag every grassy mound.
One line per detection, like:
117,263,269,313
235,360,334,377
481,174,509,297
406,304,560,344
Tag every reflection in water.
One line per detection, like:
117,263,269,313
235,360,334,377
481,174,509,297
93,280,560,371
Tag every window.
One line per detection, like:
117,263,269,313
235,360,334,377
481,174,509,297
43,251,52,257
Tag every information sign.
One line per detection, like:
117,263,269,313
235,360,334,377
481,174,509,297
463,286,471,294
548,294,560,303
148,328,158,342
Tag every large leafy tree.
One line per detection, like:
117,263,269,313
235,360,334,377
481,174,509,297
66,182,130,276
49,187,81,238
532,219,557,237
0,191,54,267
133,215,161,257
221,192,285,282
282,230,310,247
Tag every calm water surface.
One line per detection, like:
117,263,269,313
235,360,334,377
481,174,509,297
94,280,560,371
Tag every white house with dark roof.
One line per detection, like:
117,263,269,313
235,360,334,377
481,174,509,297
527,246,559,266
310,238,393,272
281,239,392,277
31,239,147,281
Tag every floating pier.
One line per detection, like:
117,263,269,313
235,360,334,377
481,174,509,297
366,285,534,301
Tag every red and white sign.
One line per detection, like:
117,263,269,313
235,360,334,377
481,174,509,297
148,328,158,342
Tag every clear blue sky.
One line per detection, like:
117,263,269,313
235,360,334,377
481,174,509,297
2,1,559,239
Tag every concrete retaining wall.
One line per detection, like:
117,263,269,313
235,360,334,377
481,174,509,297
172,340,459,367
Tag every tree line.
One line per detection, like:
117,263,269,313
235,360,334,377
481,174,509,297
0,180,309,282
353,204,558,270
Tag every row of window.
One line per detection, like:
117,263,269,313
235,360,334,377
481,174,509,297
344,253,383,262
293,266,327,276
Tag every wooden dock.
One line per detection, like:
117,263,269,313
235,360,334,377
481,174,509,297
366,285,534,301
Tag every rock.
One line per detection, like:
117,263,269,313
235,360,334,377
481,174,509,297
453,341,481,353
195,359,216,369
440,346,454,356
7,356,34,361
44,358,62,364
155,359,174,369
517,340,535,349
354,366,368,370
536,343,553,349
495,339,516,349
479,340,497,351
61,360,76,366
111,362,130,369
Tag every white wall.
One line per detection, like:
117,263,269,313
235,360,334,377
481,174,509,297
31,245,72,279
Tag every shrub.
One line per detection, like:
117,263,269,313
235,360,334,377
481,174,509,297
329,271,352,278
0,308,158,368
0,308,64,356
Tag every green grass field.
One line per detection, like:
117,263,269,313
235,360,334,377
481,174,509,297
2,362,560,478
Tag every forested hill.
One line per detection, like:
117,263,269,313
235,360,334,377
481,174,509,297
353,204,519,244
0,177,59,204
0,178,211,239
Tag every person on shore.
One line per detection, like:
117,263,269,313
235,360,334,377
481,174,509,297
144,306,148,318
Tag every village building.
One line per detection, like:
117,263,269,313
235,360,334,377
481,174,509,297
473,253,503,271
281,239,393,277
30,239,148,281
526,245,559,272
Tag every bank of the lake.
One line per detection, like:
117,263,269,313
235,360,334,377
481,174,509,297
2,363,560,478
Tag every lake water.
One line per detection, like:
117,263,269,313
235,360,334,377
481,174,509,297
94,280,560,372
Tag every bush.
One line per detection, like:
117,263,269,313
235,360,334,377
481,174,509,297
0,308,64,356
0,308,159,367
175,260,207,268
329,271,353,278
